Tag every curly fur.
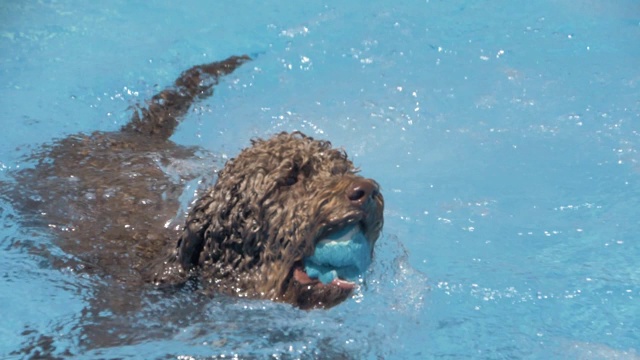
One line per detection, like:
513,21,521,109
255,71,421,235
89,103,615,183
157,132,384,309
2,55,384,310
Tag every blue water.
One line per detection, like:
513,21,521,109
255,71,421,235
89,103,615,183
1,0,639,358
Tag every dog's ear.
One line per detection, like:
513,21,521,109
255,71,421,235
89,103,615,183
175,193,214,270
148,194,212,287
176,217,209,269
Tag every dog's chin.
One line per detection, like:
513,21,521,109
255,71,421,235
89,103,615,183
287,267,355,309
285,223,373,309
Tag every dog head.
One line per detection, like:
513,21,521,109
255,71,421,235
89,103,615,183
171,131,384,309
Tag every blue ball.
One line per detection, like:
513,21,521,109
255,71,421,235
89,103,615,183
304,226,372,284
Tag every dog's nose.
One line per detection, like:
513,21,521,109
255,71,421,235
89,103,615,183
347,178,378,207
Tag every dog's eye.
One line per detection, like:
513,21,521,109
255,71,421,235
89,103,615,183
284,175,298,186
282,163,299,186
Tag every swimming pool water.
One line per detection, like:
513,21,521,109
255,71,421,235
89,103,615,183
1,0,639,358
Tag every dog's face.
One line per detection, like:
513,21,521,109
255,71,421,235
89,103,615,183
175,131,384,309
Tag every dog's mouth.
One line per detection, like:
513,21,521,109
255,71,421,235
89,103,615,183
292,223,372,291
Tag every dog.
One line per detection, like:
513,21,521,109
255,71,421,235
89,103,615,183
2,55,384,310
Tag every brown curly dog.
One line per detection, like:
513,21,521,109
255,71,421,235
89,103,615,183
2,55,384,310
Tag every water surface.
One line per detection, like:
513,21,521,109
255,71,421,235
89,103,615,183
1,0,639,358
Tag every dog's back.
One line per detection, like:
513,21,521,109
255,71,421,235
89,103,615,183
1,56,250,284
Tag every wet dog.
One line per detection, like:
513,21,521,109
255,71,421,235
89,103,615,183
3,55,384,310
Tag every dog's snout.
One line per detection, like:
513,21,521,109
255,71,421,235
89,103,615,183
347,178,378,206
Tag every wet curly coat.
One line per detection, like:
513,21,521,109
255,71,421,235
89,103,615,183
158,132,384,308
2,55,384,310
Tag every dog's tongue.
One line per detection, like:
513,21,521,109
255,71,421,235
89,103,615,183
303,225,372,285
294,268,356,290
